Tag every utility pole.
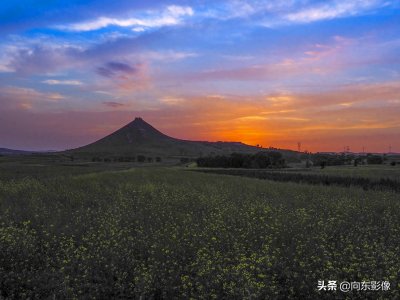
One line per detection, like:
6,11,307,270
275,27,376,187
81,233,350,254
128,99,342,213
297,142,301,153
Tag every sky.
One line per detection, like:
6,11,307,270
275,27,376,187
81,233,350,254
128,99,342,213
0,0,399,152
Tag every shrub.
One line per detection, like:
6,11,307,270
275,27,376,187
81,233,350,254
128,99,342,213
196,151,285,169
180,157,190,164
367,155,383,164
312,154,346,166
137,155,146,163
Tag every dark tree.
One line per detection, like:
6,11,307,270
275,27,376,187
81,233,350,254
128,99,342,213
367,155,383,165
196,152,285,169
268,151,285,167
253,152,270,168
180,157,190,164
230,153,245,168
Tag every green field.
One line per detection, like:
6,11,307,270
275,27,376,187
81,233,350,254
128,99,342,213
0,160,399,299
296,165,400,181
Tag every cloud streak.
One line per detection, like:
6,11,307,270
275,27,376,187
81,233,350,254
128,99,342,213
96,61,138,78
284,0,390,24
201,0,396,27
3,26,166,74
0,86,65,111
103,101,125,108
58,5,194,32
95,61,149,91
42,79,83,85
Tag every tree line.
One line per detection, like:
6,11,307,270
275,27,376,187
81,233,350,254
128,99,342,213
193,169,400,193
196,151,286,169
92,156,162,163
310,153,387,167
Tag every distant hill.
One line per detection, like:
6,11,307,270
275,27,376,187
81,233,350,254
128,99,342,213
0,148,35,155
70,117,298,159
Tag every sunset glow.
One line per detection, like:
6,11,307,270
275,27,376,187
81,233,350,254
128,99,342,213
1,1,399,152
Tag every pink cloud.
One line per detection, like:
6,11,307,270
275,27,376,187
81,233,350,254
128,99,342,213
103,101,125,108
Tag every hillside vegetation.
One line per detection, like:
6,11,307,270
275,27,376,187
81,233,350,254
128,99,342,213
68,118,299,161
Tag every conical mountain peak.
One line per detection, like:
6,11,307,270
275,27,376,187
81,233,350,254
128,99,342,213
131,117,145,124
127,117,152,128
124,117,168,136
71,118,263,157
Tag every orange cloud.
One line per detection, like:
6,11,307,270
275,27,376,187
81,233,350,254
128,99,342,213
1,80,399,152
148,81,400,152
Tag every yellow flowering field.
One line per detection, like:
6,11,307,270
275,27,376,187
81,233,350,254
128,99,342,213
0,168,399,299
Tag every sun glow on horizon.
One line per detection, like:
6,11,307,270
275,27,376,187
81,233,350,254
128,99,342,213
0,1,399,152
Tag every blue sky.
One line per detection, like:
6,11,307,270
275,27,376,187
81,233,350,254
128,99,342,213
0,0,399,151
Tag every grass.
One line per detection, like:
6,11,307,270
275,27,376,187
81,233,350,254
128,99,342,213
299,164,400,181
0,155,157,181
192,166,400,193
0,165,399,299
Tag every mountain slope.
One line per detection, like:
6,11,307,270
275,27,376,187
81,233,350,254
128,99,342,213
70,117,264,158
